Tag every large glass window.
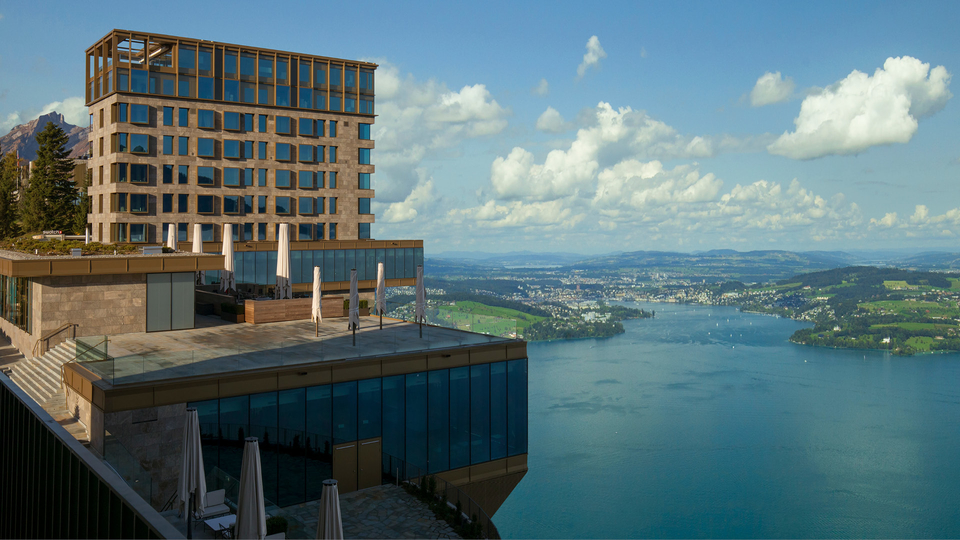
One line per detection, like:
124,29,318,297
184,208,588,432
358,223,371,239
178,137,189,156
131,69,148,93
224,195,240,214
163,164,173,184
276,170,291,188
224,140,240,159
198,110,215,128
358,198,371,214
329,197,337,215
359,148,371,164
249,391,278,505
179,107,189,127
298,197,313,215
358,124,371,140
449,367,470,469
298,145,313,162
198,167,215,185
278,388,306,506
225,112,240,131
162,193,173,212
130,104,149,124
224,80,239,102
382,375,404,461
178,194,189,212
298,118,313,136
332,382,357,444
224,167,241,186
490,362,507,460
130,134,148,154
197,195,215,214
358,173,371,190
298,223,312,241
299,88,312,109
198,47,212,72
162,136,173,155
258,169,267,187
179,46,195,70
276,143,291,161
470,364,491,465
258,196,267,213
130,193,148,213
507,359,528,456
130,164,148,183
428,370,450,473
298,171,314,189
198,138,215,157
329,121,337,138
275,196,291,214
179,165,188,184
305,385,331,501
198,77,215,99
129,223,146,242
240,53,256,79
405,373,428,471
258,57,273,79
276,86,290,107
259,114,267,132
201,223,214,241
276,116,291,134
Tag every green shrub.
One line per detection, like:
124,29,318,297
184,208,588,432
343,299,350,310
360,299,369,309
221,303,244,315
266,516,288,535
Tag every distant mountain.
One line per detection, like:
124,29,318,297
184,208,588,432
430,250,592,266
891,252,960,270
0,112,90,161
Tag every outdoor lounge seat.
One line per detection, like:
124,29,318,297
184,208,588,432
198,489,230,519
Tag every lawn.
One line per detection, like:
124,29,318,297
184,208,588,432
905,336,935,352
433,301,547,336
870,322,955,331
859,299,958,317
883,280,910,289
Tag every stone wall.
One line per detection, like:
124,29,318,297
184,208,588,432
35,273,147,343
104,403,186,509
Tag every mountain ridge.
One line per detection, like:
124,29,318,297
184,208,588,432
0,112,89,161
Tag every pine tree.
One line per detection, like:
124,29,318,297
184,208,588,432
72,168,91,235
20,122,77,232
0,150,20,239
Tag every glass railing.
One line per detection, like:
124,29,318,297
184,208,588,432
102,430,154,507
75,299,522,387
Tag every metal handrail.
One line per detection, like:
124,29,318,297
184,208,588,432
59,337,110,391
32,322,79,357
382,452,501,539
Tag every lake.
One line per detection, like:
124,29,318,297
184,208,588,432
495,302,960,538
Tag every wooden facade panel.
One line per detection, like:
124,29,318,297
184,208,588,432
127,259,164,273
427,351,470,370
468,458,508,483
219,375,278,397
278,368,331,390
90,258,128,274
50,260,91,275
331,361,381,383
104,388,155,411
154,381,219,406
11,260,50,277
506,454,528,474
161,257,197,272
245,297,345,324
506,342,527,360
471,346,507,365
380,356,427,377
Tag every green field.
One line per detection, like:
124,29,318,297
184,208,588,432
883,280,910,289
905,336,935,352
859,299,958,317
432,301,547,337
870,322,956,331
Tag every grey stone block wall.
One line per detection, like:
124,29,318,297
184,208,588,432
36,273,148,340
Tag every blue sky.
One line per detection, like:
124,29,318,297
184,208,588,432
1,0,958,254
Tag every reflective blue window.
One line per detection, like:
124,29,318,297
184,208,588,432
300,62,311,85
244,195,253,213
314,93,326,110
428,370,449,473
332,382,357,444
490,362,507,460
299,88,312,109
178,137,188,156
299,118,313,136
329,121,337,138
243,82,256,103
179,193,189,212
298,197,313,215
130,164,148,184
359,98,374,114
358,198,371,214
306,385,332,501
276,170,291,188
240,54,256,78
179,108,189,127
162,136,173,155
359,148,371,164
258,142,268,159
276,116,291,134
197,195,215,214
198,167,214,186
358,124,371,140
344,70,356,89
258,169,267,187
358,223,370,240
278,387,305,506
225,112,240,130
345,98,356,113
259,115,267,132
162,106,172,126
334,249,345,281
130,104,149,124
198,138,215,157
315,224,325,240
118,71,129,92
382,375,404,460
258,57,273,79
130,134,148,154
249,391,278,505
449,367,470,469
223,195,240,214
118,104,128,122
224,80,239,102
277,86,290,107
470,364,490,464
405,373,428,471
198,48,212,71
329,172,337,189
276,143,291,161
179,47,195,70
507,359,528,456
329,147,337,163
179,78,192,98
298,223,313,240
298,171,314,189
314,64,326,85
298,145,313,162
178,165,188,185
163,164,173,184
277,59,288,80
224,51,237,76
224,167,241,186
316,146,325,163
198,77,214,99
131,69,148,93
330,95,341,111
244,142,253,159
219,395,248,476
201,223,213,241
275,196,291,214
244,114,253,131
358,173,371,190
198,109,215,128
330,66,341,86
224,140,240,159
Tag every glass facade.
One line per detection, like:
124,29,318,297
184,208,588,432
0,276,30,332
190,358,526,506
216,246,422,286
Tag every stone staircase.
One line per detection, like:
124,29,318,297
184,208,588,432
9,339,89,445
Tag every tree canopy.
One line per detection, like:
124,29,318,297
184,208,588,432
20,122,78,233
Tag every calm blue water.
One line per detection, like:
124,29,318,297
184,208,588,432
495,302,960,538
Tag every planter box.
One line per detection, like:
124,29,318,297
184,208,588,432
342,308,371,317
222,312,245,323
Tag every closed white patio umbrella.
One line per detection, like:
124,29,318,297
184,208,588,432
415,265,426,338
178,408,207,538
235,437,266,540
166,223,177,252
275,224,292,299
312,266,322,335
220,224,236,294
315,479,343,540
376,262,386,329
193,224,205,286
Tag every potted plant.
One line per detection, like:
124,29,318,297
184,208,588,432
343,299,371,316
220,302,245,323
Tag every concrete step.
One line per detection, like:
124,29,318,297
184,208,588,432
10,371,47,405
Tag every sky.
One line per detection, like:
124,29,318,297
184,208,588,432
1,0,959,254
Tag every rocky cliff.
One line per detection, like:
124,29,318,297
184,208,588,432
0,112,90,160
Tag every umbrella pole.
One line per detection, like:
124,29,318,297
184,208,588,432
419,318,423,338
380,313,382,330
316,318,319,337
187,492,193,539
352,325,356,346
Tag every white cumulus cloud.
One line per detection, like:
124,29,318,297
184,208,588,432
577,36,607,80
532,78,549,96
535,106,572,133
1,96,87,134
750,71,795,107
768,56,952,159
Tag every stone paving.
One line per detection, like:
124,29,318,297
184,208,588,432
281,484,460,540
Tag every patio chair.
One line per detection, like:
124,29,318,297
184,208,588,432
198,489,230,519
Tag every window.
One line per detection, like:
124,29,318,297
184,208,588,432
224,196,240,214
359,198,371,214
298,171,313,189
259,85,273,105
315,223,325,240
277,86,290,107
244,195,254,213
330,66,341,86
329,172,337,189
358,123,371,140
130,193,148,213
127,134,148,154
117,134,128,153
240,53,256,78
330,93,342,112
317,120,326,137
131,69,148,93
275,170,291,188
258,114,267,132
258,169,267,187
298,144,313,162
178,193,189,212
129,224,146,243
345,69,356,89
276,143,291,161
178,165,189,184
198,138,215,157
358,222,370,239
244,114,254,132
162,136,173,155
224,80,239,102
117,104,128,123
198,167,215,185
299,88,312,109
329,222,337,240
179,108,189,127
258,223,267,240
199,77,214,99
201,223,214,241
314,64,326,86
116,193,128,212
224,167,241,186
163,106,173,126
275,196,291,214
258,142,268,159
276,116,291,134
358,173,370,189
317,172,325,189
298,223,313,240
130,104,149,124
329,146,337,163
163,164,173,184
197,195,215,214
244,141,253,159
329,197,337,214
298,197,313,214
224,112,240,131
258,196,267,213
243,223,254,241
198,109,215,128
162,194,173,212
316,146,325,163
299,118,313,136
345,98,356,113
360,70,374,92
244,167,254,186
359,148,371,164
178,137,189,156
179,77,194,98
329,121,337,138
224,140,240,158
130,164,148,183
258,57,273,78
316,197,325,214
359,97,374,114
242,82,256,103
179,46,195,70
